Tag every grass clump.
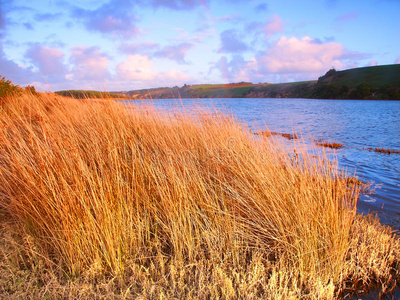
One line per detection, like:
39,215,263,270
365,147,400,155
0,91,399,299
254,130,299,140
316,140,345,149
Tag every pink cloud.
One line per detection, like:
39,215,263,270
153,43,194,64
396,57,400,64
117,55,157,81
25,43,67,76
72,1,140,39
0,11,4,31
219,29,248,53
211,36,357,83
151,0,205,10
264,14,283,38
211,55,252,83
116,54,192,87
255,36,346,75
215,14,241,23
163,69,193,83
119,41,160,55
0,44,37,84
68,46,109,81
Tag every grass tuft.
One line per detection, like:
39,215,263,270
316,140,345,149
254,130,299,140
365,147,400,155
0,91,399,299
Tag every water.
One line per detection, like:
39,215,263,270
124,98,400,230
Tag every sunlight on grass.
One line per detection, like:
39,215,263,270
0,91,399,299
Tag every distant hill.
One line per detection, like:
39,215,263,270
309,64,400,99
124,64,400,100
317,64,400,88
56,64,400,100
55,90,129,99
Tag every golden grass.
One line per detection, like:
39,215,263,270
0,92,399,299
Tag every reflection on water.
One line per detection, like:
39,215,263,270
125,98,400,230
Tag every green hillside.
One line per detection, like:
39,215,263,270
318,64,400,88
55,90,129,99
54,64,400,100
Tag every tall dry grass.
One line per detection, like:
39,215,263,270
0,92,399,299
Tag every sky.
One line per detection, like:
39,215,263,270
0,0,399,92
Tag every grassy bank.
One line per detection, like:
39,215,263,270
121,65,400,100
0,91,399,299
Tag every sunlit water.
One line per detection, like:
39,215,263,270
124,98,400,230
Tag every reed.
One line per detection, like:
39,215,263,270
0,91,399,299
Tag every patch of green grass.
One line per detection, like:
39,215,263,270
331,64,400,88
192,85,257,98
56,90,129,99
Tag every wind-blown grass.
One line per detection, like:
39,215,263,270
0,92,399,299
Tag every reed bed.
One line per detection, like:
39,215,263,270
0,92,399,299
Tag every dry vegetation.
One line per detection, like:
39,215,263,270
253,131,299,140
365,147,400,155
316,140,345,149
0,92,399,299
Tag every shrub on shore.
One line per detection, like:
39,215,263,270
0,90,399,299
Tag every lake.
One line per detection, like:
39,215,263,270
125,98,400,230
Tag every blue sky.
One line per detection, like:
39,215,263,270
0,0,399,91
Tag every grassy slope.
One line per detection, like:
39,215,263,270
121,65,400,99
327,64,400,88
190,84,259,98
53,65,400,100
0,91,399,299
55,89,130,99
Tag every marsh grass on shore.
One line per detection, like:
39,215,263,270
0,92,399,299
